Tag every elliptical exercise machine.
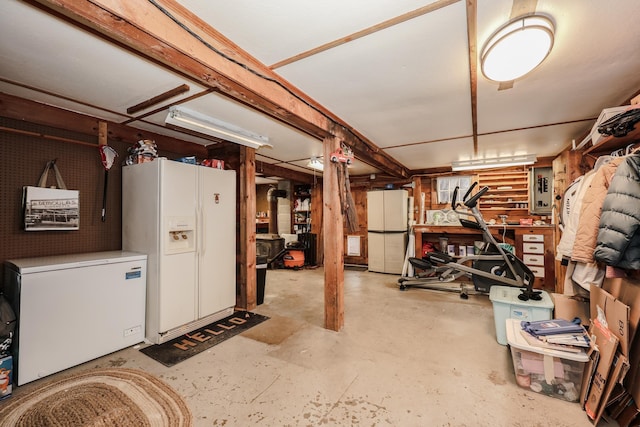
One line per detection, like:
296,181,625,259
398,183,542,301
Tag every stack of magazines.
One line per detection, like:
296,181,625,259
520,318,590,352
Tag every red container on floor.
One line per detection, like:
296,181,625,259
284,250,305,269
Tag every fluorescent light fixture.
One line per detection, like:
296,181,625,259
481,15,554,82
307,156,324,171
451,154,537,171
165,106,272,149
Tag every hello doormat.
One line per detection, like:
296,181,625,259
140,311,269,367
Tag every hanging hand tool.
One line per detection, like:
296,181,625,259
98,122,118,222
99,145,118,222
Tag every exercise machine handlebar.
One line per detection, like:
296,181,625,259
464,186,489,208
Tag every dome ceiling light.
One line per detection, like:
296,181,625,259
481,15,555,83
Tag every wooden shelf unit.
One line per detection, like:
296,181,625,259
477,170,530,212
584,125,640,156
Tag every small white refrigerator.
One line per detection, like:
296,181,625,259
122,158,236,344
367,189,408,274
3,251,147,386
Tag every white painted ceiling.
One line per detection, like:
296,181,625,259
1,0,640,178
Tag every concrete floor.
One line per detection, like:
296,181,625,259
12,268,610,426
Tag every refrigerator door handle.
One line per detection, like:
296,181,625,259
201,208,207,256
195,206,202,254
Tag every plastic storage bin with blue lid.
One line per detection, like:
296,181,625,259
489,285,554,345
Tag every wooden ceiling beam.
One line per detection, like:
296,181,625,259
126,84,190,114
270,0,462,69
255,161,317,185
0,92,208,157
466,0,479,156
29,0,409,178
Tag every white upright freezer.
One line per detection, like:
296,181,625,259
367,189,409,274
122,158,236,344
3,251,147,386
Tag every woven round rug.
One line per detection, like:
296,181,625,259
0,368,192,427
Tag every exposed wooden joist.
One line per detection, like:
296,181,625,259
331,125,408,178
384,116,597,161
0,92,208,157
510,0,538,18
466,0,478,156
29,0,408,178
270,0,462,69
1,76,130,122
126,84,190,114
0,126,97,148
255,160,318,185
121,88,216,125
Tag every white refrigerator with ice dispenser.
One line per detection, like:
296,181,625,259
367,189,408,274
122,158,236,344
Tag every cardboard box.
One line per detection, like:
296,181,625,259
585,318,620,421
592,353,629,425
590,285,630,357
489,286,554,345
602,277,640,347
506,319,589,402
605,384,629,419
580,347,599,409
616,400,640,427
551,293,590,329
580,283,635,423
602,276,640,405
0,355,13,400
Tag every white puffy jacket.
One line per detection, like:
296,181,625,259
555,172,595,260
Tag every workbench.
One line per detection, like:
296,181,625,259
412,224,556,291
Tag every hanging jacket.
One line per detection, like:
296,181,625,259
594,153,640,269
572,157,623,263
556,172,594,260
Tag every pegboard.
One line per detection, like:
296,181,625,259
0,117,125,266
0,116,213,288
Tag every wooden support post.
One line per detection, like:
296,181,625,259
412,175,423,257
412,176,423,223
98,121,107,146
311,180,323,265
323,136,344,331
238,146,257,310
268,193,278,235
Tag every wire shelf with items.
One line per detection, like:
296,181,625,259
293,184,312,234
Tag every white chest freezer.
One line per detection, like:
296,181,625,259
3,251,147,385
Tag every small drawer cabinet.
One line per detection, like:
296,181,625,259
515,227,556,292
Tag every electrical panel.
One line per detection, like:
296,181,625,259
529,167,553,215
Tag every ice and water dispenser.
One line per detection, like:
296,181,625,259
165,216,196,253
